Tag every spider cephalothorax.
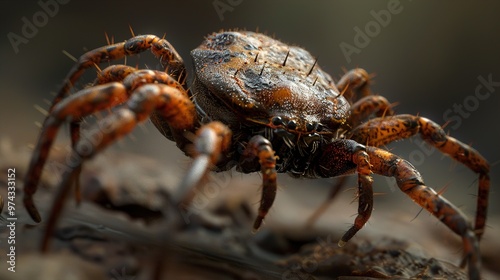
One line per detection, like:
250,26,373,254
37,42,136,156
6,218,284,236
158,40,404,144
22,31,489,279
190,31,351,176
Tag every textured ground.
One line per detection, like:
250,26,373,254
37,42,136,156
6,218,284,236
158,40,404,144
0,139,498,279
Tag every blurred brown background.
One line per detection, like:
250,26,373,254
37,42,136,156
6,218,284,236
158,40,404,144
1,0,499,262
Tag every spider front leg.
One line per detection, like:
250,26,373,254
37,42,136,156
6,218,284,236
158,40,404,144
50,34,184,111
313,140,481,279
306,93,394,227
179,134,278,231
58,33,185,152
305,69,394,226
234,135,278,233
24,69,186,222
69,65,139,205
313,139,374,245
348,114,490,240
366,146,481,280
41,83,196,251
24,82,129,222
175,122,232,206
243,136,278,231
68,65,184,148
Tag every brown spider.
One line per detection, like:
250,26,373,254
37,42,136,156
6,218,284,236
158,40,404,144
23,31,489,279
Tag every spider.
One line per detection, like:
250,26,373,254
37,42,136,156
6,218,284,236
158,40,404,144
22,30,489,279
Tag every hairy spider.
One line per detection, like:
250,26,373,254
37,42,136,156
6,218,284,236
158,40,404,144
23,31,489,279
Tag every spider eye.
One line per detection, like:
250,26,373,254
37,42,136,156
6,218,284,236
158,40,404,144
306,122,316,132
271,116,283,126
287,120,297,130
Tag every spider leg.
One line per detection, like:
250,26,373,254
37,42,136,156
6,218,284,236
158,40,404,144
241,135,278,232
348,95,394,128
40,83,196,251
313,140,373,245
69,65,138,205
348,114,490,240
94,65,138,84
63,38,184,152
175,121,232,206
366,146,480,280
69,65,136,151
24,69,188,223
69,65,175,149
68,65,180,150
313,139,480,279
340,148,373,246
336,68,372,103
307,69,390,227
50,34,184,113
24,83,129,223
